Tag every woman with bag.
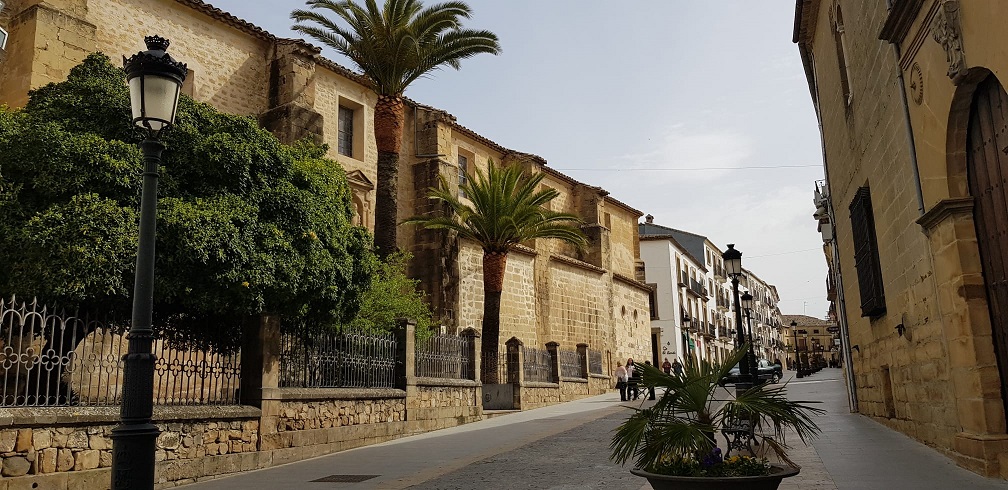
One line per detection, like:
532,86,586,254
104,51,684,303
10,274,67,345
614,362,628,401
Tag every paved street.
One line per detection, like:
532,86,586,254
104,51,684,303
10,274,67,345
184,369,1008,489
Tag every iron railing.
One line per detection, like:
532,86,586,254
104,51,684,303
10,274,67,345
415,333,473,380
480,346,509,384
588,349,604,375
0,296,240,407
522,346,555,383
279,329,397,389
558,349,585,379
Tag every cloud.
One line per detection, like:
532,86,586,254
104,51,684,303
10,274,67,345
613,126,755,184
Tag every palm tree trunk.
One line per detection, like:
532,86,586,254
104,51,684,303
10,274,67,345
481,251,508,384
374,95,405,258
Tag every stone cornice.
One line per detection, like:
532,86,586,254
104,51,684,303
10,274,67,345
880,0,925,44
549,254,606,274
613,272,653,292
917,197,973,231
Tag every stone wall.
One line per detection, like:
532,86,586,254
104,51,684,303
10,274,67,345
546,260,607,348
559,378,588,401
612,277,654,365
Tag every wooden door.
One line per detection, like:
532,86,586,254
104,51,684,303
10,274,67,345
967,74,1008,421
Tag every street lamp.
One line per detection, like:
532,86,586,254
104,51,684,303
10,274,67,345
791,320,803,378
682,313,693,361
740,290,758,382
722,244,750,389
112,35,187,490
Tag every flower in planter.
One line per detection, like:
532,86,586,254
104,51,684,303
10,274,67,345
610,346,823,477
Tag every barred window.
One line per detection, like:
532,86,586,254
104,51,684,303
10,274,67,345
338,105,354,157
849,186,886,318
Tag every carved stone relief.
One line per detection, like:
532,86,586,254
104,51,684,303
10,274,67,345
931,0,966,84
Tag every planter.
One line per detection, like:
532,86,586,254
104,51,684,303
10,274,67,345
630,464,800,490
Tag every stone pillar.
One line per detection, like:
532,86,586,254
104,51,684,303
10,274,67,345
506,337,524,409
395,318,417,390
460,327,481,381
577,343,590,379
0,0,96,108
241,314,280,448
259,40,323,145
545,341,560,382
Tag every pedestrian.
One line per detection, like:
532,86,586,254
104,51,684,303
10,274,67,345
626,358,640,400
644,361,656,400
671,358,683,377
614,362,628,401
661,357,672,375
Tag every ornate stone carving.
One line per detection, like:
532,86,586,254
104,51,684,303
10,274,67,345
931,0,966,84
909,63,924,105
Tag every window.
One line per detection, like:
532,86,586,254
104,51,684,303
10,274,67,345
834,6,852,107
849,186,886,317
458,154,468,198
337,105,354,157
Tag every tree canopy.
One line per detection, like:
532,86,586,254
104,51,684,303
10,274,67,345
0,53,376,351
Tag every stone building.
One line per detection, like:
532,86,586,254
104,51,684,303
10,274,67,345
639,216,783,367
795,0,1008,477
782,314,838,369
0,0,652,368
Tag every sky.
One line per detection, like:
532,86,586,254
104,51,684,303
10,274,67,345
207,0,830,318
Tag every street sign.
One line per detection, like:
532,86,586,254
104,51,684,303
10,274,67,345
827,326,840,333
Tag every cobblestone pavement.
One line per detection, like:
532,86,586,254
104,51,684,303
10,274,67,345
185,369,1008,490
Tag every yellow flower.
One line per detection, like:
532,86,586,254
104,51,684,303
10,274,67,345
241,281,250,288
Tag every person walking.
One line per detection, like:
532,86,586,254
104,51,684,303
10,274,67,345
626,358,640,400
643,361,657,400
671,358,683,377
661,357,672,375
614,362,628,401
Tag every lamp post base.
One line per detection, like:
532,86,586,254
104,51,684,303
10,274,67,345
111,422,158,488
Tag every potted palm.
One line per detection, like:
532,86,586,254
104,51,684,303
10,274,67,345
610,347,823,490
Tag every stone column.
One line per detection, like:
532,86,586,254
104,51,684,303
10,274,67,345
240,314,280,448
577,343,590,379
460,327,481,381
546,341,561,403
395,319,417,390
259,40,324,145
506,337,524,408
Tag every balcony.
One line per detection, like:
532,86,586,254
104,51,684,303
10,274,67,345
687,278,708,299
826,274,837,301
713,264,726,281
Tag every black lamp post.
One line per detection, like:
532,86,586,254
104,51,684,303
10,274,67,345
112,35,187,490
682,313,692,361
722,244,750,389
792,320,803,378
740,291,758,383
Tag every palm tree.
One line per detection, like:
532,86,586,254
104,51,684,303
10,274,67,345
405,161,587,383
291,0,501,257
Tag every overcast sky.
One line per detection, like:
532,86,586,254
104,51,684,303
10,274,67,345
207,0,830,318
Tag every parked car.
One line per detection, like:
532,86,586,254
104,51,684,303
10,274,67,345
719,359,782,385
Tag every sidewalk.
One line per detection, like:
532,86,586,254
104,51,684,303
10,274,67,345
180,369,1008,489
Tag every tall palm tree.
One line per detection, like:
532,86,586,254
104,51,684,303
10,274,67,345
405,161,587,383
291,0,501,257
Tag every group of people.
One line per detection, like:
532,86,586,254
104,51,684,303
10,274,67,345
613,357,683,402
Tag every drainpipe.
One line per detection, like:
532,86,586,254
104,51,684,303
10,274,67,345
886,0,926,217
801,43,859,412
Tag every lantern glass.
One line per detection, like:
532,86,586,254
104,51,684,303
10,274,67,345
722,244,742,277
129,73,181,132
741,291,753,311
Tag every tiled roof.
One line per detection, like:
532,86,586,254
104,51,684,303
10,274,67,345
781,314,834,328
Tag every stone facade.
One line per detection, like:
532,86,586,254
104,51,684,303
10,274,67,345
795,0,1008,478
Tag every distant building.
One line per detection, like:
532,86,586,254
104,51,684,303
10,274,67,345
639,215,783,366
795,0,1008,478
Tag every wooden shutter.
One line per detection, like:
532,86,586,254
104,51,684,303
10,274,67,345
849,186,886,317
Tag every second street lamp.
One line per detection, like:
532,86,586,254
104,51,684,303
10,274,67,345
792,320,803,378
740,291,758,383
112,35,187,490
722,244,750,389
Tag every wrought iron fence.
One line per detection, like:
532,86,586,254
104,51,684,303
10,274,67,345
480,346,509,384
522,346,556,383
0,296,240,407
415,333,473,380
279,329,398,389
558,349,585,379
588,349,604,375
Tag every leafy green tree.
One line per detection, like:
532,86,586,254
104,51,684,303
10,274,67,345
291,0,501,258
406,162,586,383
0,53,375,351
348,251,434,337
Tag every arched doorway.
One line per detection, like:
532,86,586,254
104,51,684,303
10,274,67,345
967,73,1008,422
